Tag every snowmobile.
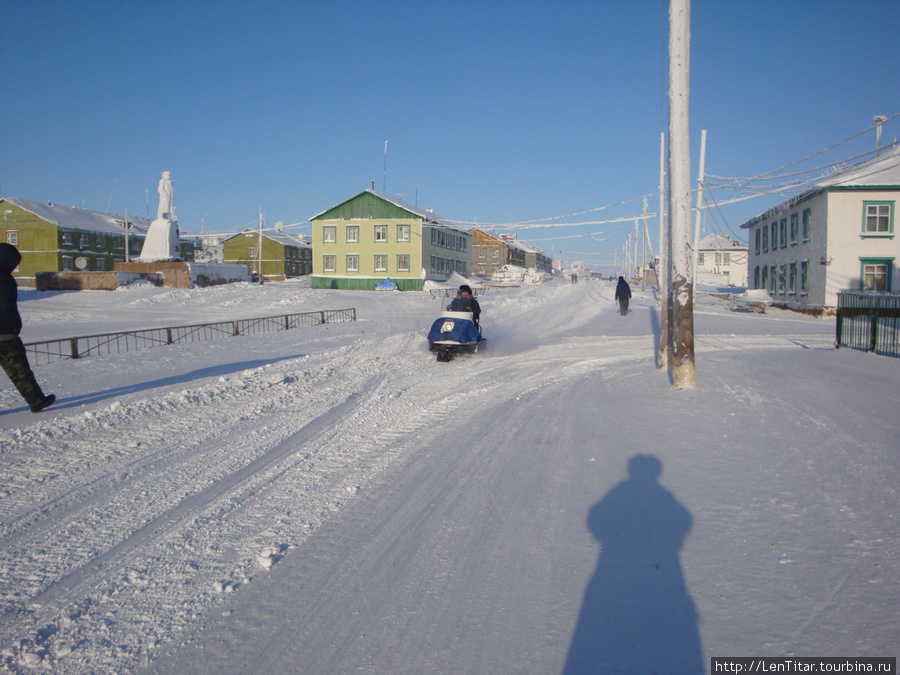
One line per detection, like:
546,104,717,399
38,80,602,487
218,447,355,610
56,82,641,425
427,309,486,362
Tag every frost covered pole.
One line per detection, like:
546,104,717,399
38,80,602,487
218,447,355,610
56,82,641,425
658,132,670,369
258,208,264,284
667,0,696,388
692,129,707,290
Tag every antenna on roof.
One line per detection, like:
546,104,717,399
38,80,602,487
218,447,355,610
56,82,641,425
106,177,117,213
383,140,388,193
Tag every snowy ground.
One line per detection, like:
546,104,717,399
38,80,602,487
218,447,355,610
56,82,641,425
0,278,897,673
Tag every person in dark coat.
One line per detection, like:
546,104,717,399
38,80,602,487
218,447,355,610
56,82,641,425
447,284,481,328
615,276,632,315
0,244,55,412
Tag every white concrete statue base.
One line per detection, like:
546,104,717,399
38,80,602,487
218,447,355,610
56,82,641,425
137,218,181,262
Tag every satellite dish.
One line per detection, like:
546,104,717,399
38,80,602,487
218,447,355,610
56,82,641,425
275,221,284,232
75,257,88,270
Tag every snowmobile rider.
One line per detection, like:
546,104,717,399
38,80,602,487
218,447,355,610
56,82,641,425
0,243,55,413
615,276,632,316
448,284,481,329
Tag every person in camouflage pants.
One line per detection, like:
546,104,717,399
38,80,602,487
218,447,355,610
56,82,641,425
0,243,54,413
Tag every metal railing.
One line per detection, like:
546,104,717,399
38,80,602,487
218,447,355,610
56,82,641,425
835,290,900,358
24,308,357,365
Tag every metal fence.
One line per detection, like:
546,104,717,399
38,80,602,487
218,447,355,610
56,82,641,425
24,308,357,365
835,291,900,358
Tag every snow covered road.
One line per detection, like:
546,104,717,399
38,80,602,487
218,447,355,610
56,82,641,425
0,280,897,673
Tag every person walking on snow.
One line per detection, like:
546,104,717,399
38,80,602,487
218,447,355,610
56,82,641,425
448,284,481,329
0,244,55,412
615,276,632,316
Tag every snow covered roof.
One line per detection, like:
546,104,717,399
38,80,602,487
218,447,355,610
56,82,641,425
226,229,310,248
1,197,152,235
740,145,900,229
310,189,468,233
697,233,747,251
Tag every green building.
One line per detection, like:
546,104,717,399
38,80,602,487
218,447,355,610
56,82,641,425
0,197,196,284
222,229,312,280
310,189,471,290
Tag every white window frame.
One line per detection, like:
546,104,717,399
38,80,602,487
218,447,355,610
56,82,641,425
323,226,336,243
323,255,336,272
374,254,387,272
397,254,410,272
374,225,387,242
346,254,359,272
863,202,893,235
346,225,359,243
397,225,410,242
6,231,18,246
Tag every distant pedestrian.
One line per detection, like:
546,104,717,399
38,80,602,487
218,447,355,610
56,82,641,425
615,276,632,316
0,244,55,412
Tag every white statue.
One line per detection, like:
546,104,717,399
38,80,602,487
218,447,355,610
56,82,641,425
138,170,180,261
157,171,174,220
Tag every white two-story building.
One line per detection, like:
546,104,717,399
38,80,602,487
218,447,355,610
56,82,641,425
740,145,900,309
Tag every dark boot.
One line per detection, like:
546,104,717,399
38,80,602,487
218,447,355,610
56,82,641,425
30,394,56,413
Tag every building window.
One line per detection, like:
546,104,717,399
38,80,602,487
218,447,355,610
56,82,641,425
698,252,705,265
790,213,799,245
861,258,893,291
779,219,787,248
346,225,359,243
778,265,786,294
800,260,809,295
62,232,73,246
493,249,499,258
374,254,387,272
375,225,387,242
761,265,768,291
397,225,410,242
755,229,760,255
80,233,90,249
397,254,410,272
769,266,776,293
6,231,18,246
323,226,336,243
95,257,106,271
762,226,768,253
863,202,893,235
479,248,486,258
346,254,359,272
771,222,777,250
62,256,74,271
323,255,336,272
724,252,731,265
789,262,797,294
802,209,811,242
754,266,760,288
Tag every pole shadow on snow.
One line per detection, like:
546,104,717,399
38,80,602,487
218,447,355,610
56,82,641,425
563,454,703,675
33,355,305,413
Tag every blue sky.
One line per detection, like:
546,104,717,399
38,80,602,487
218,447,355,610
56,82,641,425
3,0,899,273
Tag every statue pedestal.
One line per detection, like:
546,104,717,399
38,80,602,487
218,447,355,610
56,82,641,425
137,218,180,262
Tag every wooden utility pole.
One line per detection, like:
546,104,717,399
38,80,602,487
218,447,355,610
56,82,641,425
658,132,670,369
692,129,707,289
668,0,696,388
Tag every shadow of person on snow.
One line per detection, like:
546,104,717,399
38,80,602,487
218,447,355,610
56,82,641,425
26,355,305,414
563,454,703,674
